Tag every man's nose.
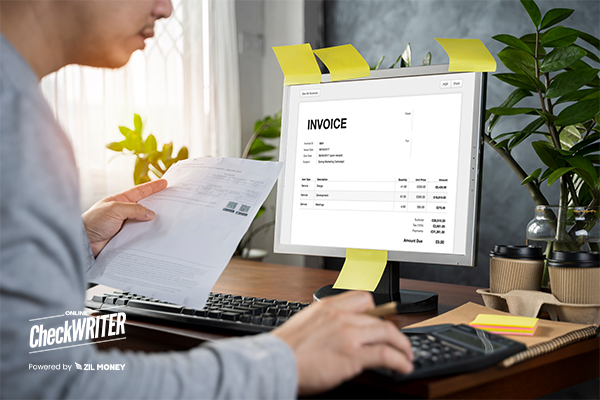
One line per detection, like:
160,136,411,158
153,0,174,20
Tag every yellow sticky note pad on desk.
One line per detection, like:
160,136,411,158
272,43,322,86
435,38,497,72
333,249,387,291
313,44,370,82
470,314,539,336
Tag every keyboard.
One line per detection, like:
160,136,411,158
85,290,311,335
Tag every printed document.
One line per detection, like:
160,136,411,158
87,157,282,309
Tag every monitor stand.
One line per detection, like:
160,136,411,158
313,261,438,313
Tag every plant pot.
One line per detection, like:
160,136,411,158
548,251,600,304
526,205,600,251
489,245,545,294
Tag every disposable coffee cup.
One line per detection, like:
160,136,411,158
548,251,600,304
489,245,545,294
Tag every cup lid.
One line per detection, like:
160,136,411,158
490,245,545,260
548,251,599,268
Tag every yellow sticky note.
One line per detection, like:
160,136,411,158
435,38,497,72
333,248,388,291
313,44,370,82
470,314,538,329
272,44,322,86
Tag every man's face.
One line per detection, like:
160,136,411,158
65,0,173,68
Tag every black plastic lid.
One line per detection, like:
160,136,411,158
548,251,599,268
490,245,545,260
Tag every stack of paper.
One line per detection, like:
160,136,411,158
469,314,539,336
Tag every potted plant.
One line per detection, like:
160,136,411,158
107,114,188,185
485,0,599,289
235,111,282,259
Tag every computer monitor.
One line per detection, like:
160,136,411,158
274,65,486,310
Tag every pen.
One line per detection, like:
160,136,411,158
364,301,400,317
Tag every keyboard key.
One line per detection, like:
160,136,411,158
261,318,275,326
194,309,209,317
277,309,291,317
127,300,183,313
221,312,240,321
250,316,263,324
207,311,223,319
116,298,129,306
181,308,196,315
240,315,252,323
92,295,106,303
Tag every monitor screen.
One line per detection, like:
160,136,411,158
275,65,485,266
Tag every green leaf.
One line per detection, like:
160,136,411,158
523,116,547,133
251,156,275,161
253,120,264,133
540,8,574,30
248,138,276,155
144,134,157,153
176,146,189,161
520,0,542,28
134,114,143,133
535,110,558,124
539,46,587,73
422,52,432,66
389,55,402,69
555,99,600,126
493,73,538,91
571,132,600,153
579,32,600,52
547,167,575,186
588,154,600,164
488,107,536,116
559,125,582,149
545,68,599,98
401,43,412,67
521,168,542,185
119,126,133,138
162,142,173,159
487,88,533,133
539,168,553,183
574,45,600,64
134,158,150,186
532,141,562,169
493,34,533,54
556,88,599,104
125,132,143,153
259,126,281,138
106,141,125,152
509,132,533,150
566,155,598,188
371,55,385,70
540,27,580,47
497,48,545,91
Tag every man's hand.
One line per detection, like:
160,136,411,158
271,291,414,396
82,179,168,257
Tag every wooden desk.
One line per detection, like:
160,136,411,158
89,259,599,399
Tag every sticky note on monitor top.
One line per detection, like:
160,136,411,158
470,314,539,336
435,38,497,72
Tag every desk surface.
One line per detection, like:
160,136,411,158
89,259,599,399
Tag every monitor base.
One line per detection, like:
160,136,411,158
313,285,438,313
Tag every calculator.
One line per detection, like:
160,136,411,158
378,324,527,381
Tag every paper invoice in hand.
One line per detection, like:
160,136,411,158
86,157,283,309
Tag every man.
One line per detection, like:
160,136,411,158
0,1,413,398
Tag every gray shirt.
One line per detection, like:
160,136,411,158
0,34,297,399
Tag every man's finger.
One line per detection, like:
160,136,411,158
321,291,375,313
111,179,168,203
111,202,156,221
357,343,414,375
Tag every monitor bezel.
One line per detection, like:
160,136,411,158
274,65,485,266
